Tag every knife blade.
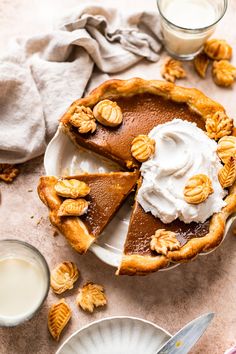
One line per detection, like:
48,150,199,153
156,312,214,354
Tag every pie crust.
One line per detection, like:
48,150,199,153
38,172,139,254
45,78,236,275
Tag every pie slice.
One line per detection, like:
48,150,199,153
38,171,139,253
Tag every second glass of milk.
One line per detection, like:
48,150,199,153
0,240,50,327
157,0,228,60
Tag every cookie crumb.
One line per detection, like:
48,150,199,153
53,230,59,237
36,217,43,225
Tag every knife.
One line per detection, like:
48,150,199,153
156,312,214,354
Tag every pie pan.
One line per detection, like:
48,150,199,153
56,316,171,354
44,126,236,270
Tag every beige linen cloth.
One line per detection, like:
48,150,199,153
0,4,162,164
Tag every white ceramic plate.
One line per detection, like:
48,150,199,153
56,316,171,354
45,126,236,269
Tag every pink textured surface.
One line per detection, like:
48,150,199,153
1,1,236,354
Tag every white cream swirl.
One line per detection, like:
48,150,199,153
137,119,227,224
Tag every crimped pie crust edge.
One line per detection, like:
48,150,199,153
61,78,225,123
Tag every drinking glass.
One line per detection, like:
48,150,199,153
157,0,228,60
0,239,50,327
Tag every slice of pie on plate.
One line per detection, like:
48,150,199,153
42,78,236,275
38,172,139,253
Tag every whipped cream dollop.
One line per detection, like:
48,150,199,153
137,119,227,224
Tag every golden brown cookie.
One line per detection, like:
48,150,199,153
150,230,180,255
55,179,90,199
51,261,79,294
69,105,96,134
161,58,186,83
184,174,213,204
48,299,72,341
217,136,236,163
193,52,210,78
93,100,123,127
58,198,89,217
212,60,236,87
204,39,232,60
218,156,236,188
0,164,19,183
131,135,155,162
205,111,233,140
76,282,107,313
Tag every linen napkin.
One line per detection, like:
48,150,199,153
0,4,162,164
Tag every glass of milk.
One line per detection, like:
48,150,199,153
157,0,228,60
0,240,50,327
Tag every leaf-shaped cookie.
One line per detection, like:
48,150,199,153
218,156,236,188
161,58,186,83
193,52,210,78
150,229,180,255
69,105,96,134
51,261,79,294
48,299,72,341
0,164,19,183
205,111,233,140
76,282,107,313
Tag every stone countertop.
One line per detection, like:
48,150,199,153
1,1,236,353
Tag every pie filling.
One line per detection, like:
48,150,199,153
67,93,205,169
124,202,210,256
73,173,139,235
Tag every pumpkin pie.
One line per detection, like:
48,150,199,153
38,171,139,253
46,78,236,275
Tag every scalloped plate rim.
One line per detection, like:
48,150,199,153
56,315,172,354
